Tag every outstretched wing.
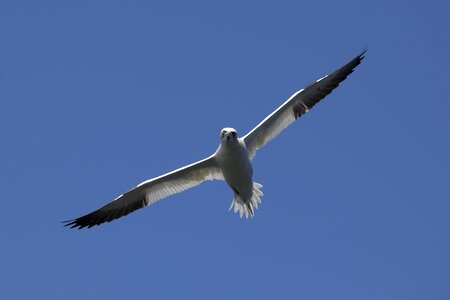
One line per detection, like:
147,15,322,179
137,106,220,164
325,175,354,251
243,50,366,159
64,155,223,229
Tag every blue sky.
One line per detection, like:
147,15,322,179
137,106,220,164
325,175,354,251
1,0,449,299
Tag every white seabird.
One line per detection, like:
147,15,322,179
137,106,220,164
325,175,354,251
64,50,366,229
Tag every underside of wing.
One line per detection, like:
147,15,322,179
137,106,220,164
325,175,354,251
244,50,366,159
63,155,223,229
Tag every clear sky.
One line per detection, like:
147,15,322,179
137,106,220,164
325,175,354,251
1,0,449,299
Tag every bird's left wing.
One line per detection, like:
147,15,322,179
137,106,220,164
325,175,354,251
64,155,223,229
243,50,366,159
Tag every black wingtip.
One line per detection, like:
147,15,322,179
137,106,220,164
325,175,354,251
62,219,77,229
62,219,73,226
341,48,367,75
359,47,368,60
62,218,88,229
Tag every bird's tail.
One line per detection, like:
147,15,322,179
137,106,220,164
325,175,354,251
229,182,263,218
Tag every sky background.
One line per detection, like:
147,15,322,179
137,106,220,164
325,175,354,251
1,0,449,299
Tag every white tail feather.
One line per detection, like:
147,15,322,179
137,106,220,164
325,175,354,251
229,182,264,219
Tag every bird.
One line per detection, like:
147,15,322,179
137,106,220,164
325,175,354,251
64,50,366,229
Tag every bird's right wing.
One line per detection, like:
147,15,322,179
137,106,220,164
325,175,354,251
243,50,366,159
64,155,223,229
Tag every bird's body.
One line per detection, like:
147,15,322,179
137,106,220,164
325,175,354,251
216,134,253,201
64,50,366,229
214,128,259,217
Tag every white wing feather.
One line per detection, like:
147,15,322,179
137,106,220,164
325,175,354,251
244,50,366,159
64,155,223,228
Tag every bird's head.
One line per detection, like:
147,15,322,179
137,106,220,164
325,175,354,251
220,127,238,144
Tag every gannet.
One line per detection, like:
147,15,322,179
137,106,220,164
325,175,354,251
64,50,366,229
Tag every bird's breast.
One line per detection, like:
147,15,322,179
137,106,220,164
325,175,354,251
216,141,253,200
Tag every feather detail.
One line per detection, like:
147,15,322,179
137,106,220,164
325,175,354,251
229,182,264,219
